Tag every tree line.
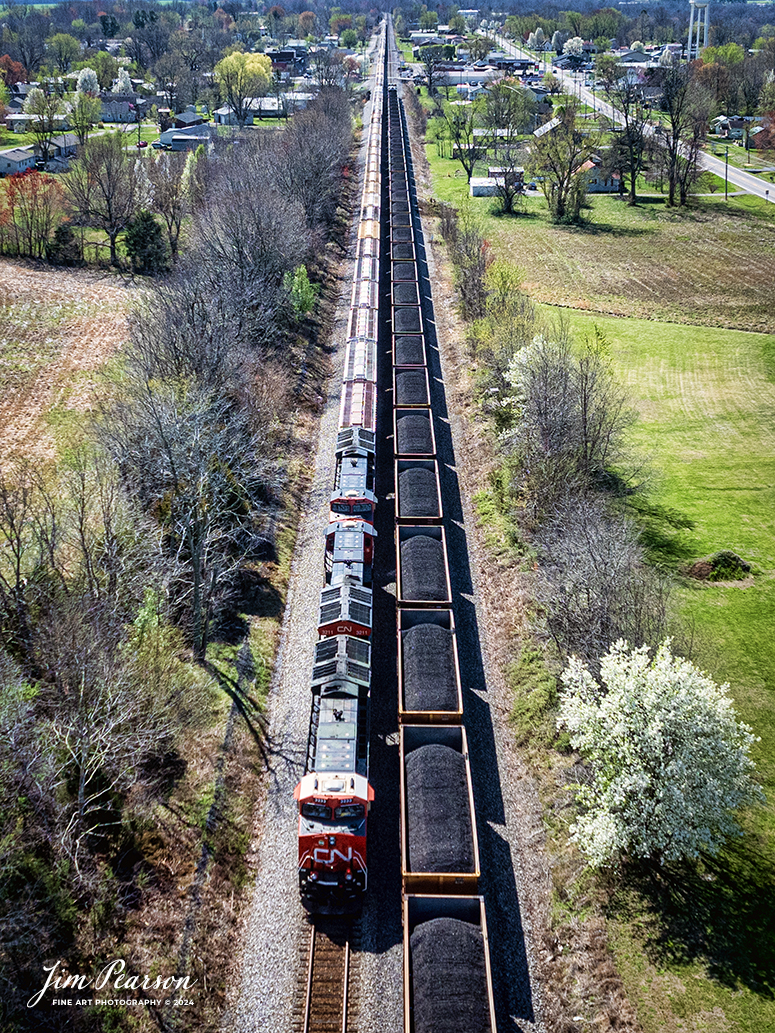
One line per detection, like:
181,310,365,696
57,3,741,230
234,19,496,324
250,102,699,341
0,87,353,1029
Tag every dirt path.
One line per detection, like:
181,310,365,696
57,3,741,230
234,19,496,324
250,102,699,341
0,259,133,460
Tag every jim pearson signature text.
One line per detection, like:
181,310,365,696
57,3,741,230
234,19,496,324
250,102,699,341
28,959,197,1008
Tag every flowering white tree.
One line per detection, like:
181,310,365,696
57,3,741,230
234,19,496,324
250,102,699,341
559,640,763,867
113,67,133,94
77,67,99,96
563,36,585,58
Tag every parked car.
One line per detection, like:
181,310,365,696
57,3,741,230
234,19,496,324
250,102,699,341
137,140,148,148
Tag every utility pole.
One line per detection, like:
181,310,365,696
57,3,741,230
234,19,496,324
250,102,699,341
725,144,728,201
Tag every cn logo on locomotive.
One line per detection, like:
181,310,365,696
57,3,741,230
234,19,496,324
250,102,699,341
313,846,353,864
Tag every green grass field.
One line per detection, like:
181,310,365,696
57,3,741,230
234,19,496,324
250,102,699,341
0,128,39,149
426,143,775,332
538,311,775,1032
425,133,775,1030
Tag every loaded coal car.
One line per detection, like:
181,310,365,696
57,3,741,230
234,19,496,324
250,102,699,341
294,636,374,913
395,458,442,524
403,894,496,1033
393,366,430,408
400,724,480,895
396,525,452,608
394,407,436,459
398,609,462,723
393,332,425,367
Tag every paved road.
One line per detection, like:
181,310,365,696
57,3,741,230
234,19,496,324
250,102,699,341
490,32,775,204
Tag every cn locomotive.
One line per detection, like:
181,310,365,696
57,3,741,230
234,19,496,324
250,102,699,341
293,24,386,915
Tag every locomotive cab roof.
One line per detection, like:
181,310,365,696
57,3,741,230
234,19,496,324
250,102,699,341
295,772,373,804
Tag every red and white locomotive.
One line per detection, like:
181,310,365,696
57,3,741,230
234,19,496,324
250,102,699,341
294,27,385,914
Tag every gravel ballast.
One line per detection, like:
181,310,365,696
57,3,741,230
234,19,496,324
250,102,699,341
402,624,456,711
410,917,491,1033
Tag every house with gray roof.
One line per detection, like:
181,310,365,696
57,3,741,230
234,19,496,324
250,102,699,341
0,146,36,176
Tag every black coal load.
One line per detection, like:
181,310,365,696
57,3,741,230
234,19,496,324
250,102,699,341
410,918,490,1033
393,282,420,306
394,307,421,333
405,744,474,872
394,335,424,365
400,535,446,600
396,370,428,406
398,467,438,518
396,413,432,455
402,624,456,711
393,261,416,280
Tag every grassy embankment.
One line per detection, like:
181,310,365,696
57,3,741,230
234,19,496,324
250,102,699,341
425,140,775,1030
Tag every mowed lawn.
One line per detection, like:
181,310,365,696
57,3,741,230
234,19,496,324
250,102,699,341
547,309,775,1033
425,145,775,332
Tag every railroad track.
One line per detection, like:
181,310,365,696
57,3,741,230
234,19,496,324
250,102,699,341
294,918,359,1033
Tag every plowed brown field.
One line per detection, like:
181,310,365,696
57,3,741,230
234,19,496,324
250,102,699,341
0,259,133,459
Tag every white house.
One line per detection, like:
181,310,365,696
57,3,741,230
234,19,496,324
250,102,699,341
212,94,314,124
0,146,36,176
157,124,214,150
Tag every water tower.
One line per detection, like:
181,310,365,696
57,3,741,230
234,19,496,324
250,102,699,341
687,0,710,61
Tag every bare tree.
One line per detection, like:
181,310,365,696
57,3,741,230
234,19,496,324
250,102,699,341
527,97,600,223
483,83,535,213
274,91,352,229
68,90,102,147
419,45,446,105
445,101,486,182
147,150,189,259
596,56,650,203
23,87,65,165
534,493,672,668
310,47,346,89
659,64,711,206
63,133,148,266
504,329,634,520
189,139,308,350
105,383,274,657
5,169,61,258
